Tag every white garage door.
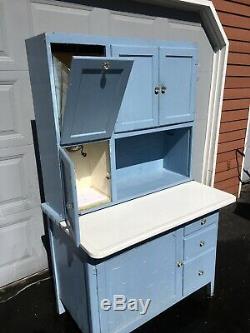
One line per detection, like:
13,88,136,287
0,0,213,286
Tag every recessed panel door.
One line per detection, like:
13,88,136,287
97,229,183,333
61,57,133,145
159,47,197,125
111,45,158,132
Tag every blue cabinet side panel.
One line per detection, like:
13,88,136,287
159,47,197,125
96,230,182,333
51,223,91,333
111,45,158,132
59,147,80,246
26,35,64,216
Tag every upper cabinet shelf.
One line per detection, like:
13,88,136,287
111,44,197,132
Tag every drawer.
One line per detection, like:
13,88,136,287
184,224,218,260
183,249,216,296
184,212,218,236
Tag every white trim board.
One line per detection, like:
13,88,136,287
238,105,250,197
76,181,235,258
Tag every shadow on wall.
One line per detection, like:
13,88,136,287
62,0,201,22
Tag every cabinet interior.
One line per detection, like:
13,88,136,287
65,140,111,211
51,43,106,122
115,127,191,200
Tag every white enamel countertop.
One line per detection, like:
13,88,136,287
78,181,235,259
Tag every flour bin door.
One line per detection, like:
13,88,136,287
60,57,133,145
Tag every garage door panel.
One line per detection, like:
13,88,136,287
0,145,40,217
109,12,156,38
0,207,47,286
0,71,34,148
0,0,30,70
31,2,93,35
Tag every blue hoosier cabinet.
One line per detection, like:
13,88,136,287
26,33,235,333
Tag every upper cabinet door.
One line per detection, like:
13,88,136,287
159,47,197,125
61,57,133,145
111,45,158,132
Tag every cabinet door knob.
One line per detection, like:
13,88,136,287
161,85,167,94
200,240,205,247
201,218,206,225
177,261,184,268
154,86,160,95
198,270,204,276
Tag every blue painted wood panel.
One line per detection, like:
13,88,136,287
97,230,183,333
115,127,191,201
184,213,218,236
111,45,158,132
184,224,218,260
159,47,197,125
59,147,80,246
183,249,216,297
61,57,133,145
50,223,91,333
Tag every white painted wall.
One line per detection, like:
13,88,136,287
0,0,214,286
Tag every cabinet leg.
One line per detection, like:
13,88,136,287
206,281,215,298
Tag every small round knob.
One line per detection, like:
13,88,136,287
198,270,204,276
161,85,167,94
177,261,183,268
201,218,206,226
200,240,205,247
154,86,160,95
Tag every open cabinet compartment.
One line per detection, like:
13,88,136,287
115,127,192,201
63,140,111,211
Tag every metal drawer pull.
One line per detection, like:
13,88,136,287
198,270,204,276
201,219,206,226
154,86,160,95
177,261,184,268
200,240,205,247
161,85,167,94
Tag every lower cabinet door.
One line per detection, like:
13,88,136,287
183,249,216,297
96,230,182,333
